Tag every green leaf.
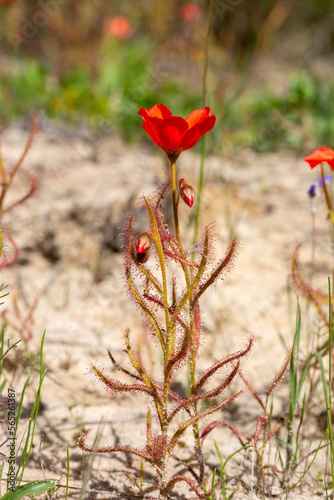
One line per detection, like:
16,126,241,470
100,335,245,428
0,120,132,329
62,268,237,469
2,480,57,499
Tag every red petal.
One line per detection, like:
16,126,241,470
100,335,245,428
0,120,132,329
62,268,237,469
139,105,216,156
139,104,172,119
141,120,161,148
181,114,216,151
185,107,211,127
138,106,178,151
304,147,334,169
155,116,189,151
138,108,162,147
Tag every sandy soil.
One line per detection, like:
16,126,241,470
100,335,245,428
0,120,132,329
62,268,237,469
0,122,331,499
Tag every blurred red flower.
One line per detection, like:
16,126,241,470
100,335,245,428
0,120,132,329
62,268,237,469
106,16,133,40
304,147,334,169
180,2,202,23
138,104,216,162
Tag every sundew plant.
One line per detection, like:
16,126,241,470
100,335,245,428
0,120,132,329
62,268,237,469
78,104,255,499
293,146,334,332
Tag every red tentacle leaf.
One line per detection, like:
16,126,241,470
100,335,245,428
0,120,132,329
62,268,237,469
254,416,268,449
78,430,160,467
91,364,155,398
195,337,254,393
162,474,211,499
169,226,212,325
164,248,199,268
195,238,239,302
167,391,243,454
200,419,249,445
108,349,142,381
238,370,265,410
125,331,164,416
10,111,38,180
262,464,284,473
290,245,329,325
168,363,240,422
125,264,165,346
4,171,39,214
265,348,291,397
1,232,20,269
192,362,240,402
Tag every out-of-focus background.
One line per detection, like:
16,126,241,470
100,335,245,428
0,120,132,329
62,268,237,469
1,0,334,152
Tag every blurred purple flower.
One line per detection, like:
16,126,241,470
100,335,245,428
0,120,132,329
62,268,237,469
308,184,316,198
318,175,331,188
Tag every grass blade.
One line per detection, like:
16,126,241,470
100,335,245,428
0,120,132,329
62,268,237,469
1,480,56,500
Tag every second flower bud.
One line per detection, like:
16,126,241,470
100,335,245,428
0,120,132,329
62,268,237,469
134,232,152,263
179,178,195,208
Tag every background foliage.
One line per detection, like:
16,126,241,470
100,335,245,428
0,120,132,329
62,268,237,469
0,0,333,151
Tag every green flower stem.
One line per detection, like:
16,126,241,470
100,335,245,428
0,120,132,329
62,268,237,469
202,0,214,108
0,144,6,184
170,160,195,388
171,161,191,289
193,134,207,245
320,162,334,227
171,162,181,249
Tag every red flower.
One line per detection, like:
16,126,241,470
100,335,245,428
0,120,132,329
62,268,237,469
138,104,216,162
106,16,133,40
180,2,202,23
304,147,334,170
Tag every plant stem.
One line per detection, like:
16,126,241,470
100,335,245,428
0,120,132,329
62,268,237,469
327,277,334,484
202,0,214,108
193,135,207,245
320,163,334,227
310,199,316,285
170,162,190,287
194,0,213,245
0,143,6,184
171,161,180,242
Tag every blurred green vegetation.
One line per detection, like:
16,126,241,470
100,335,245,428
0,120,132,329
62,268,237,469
2,51,334,153
219,73,334,153
0,0,334,152
0,39,203,140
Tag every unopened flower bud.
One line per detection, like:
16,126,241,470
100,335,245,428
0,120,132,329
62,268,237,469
136,249,150,264
134,232,152,254
179,178,195,207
